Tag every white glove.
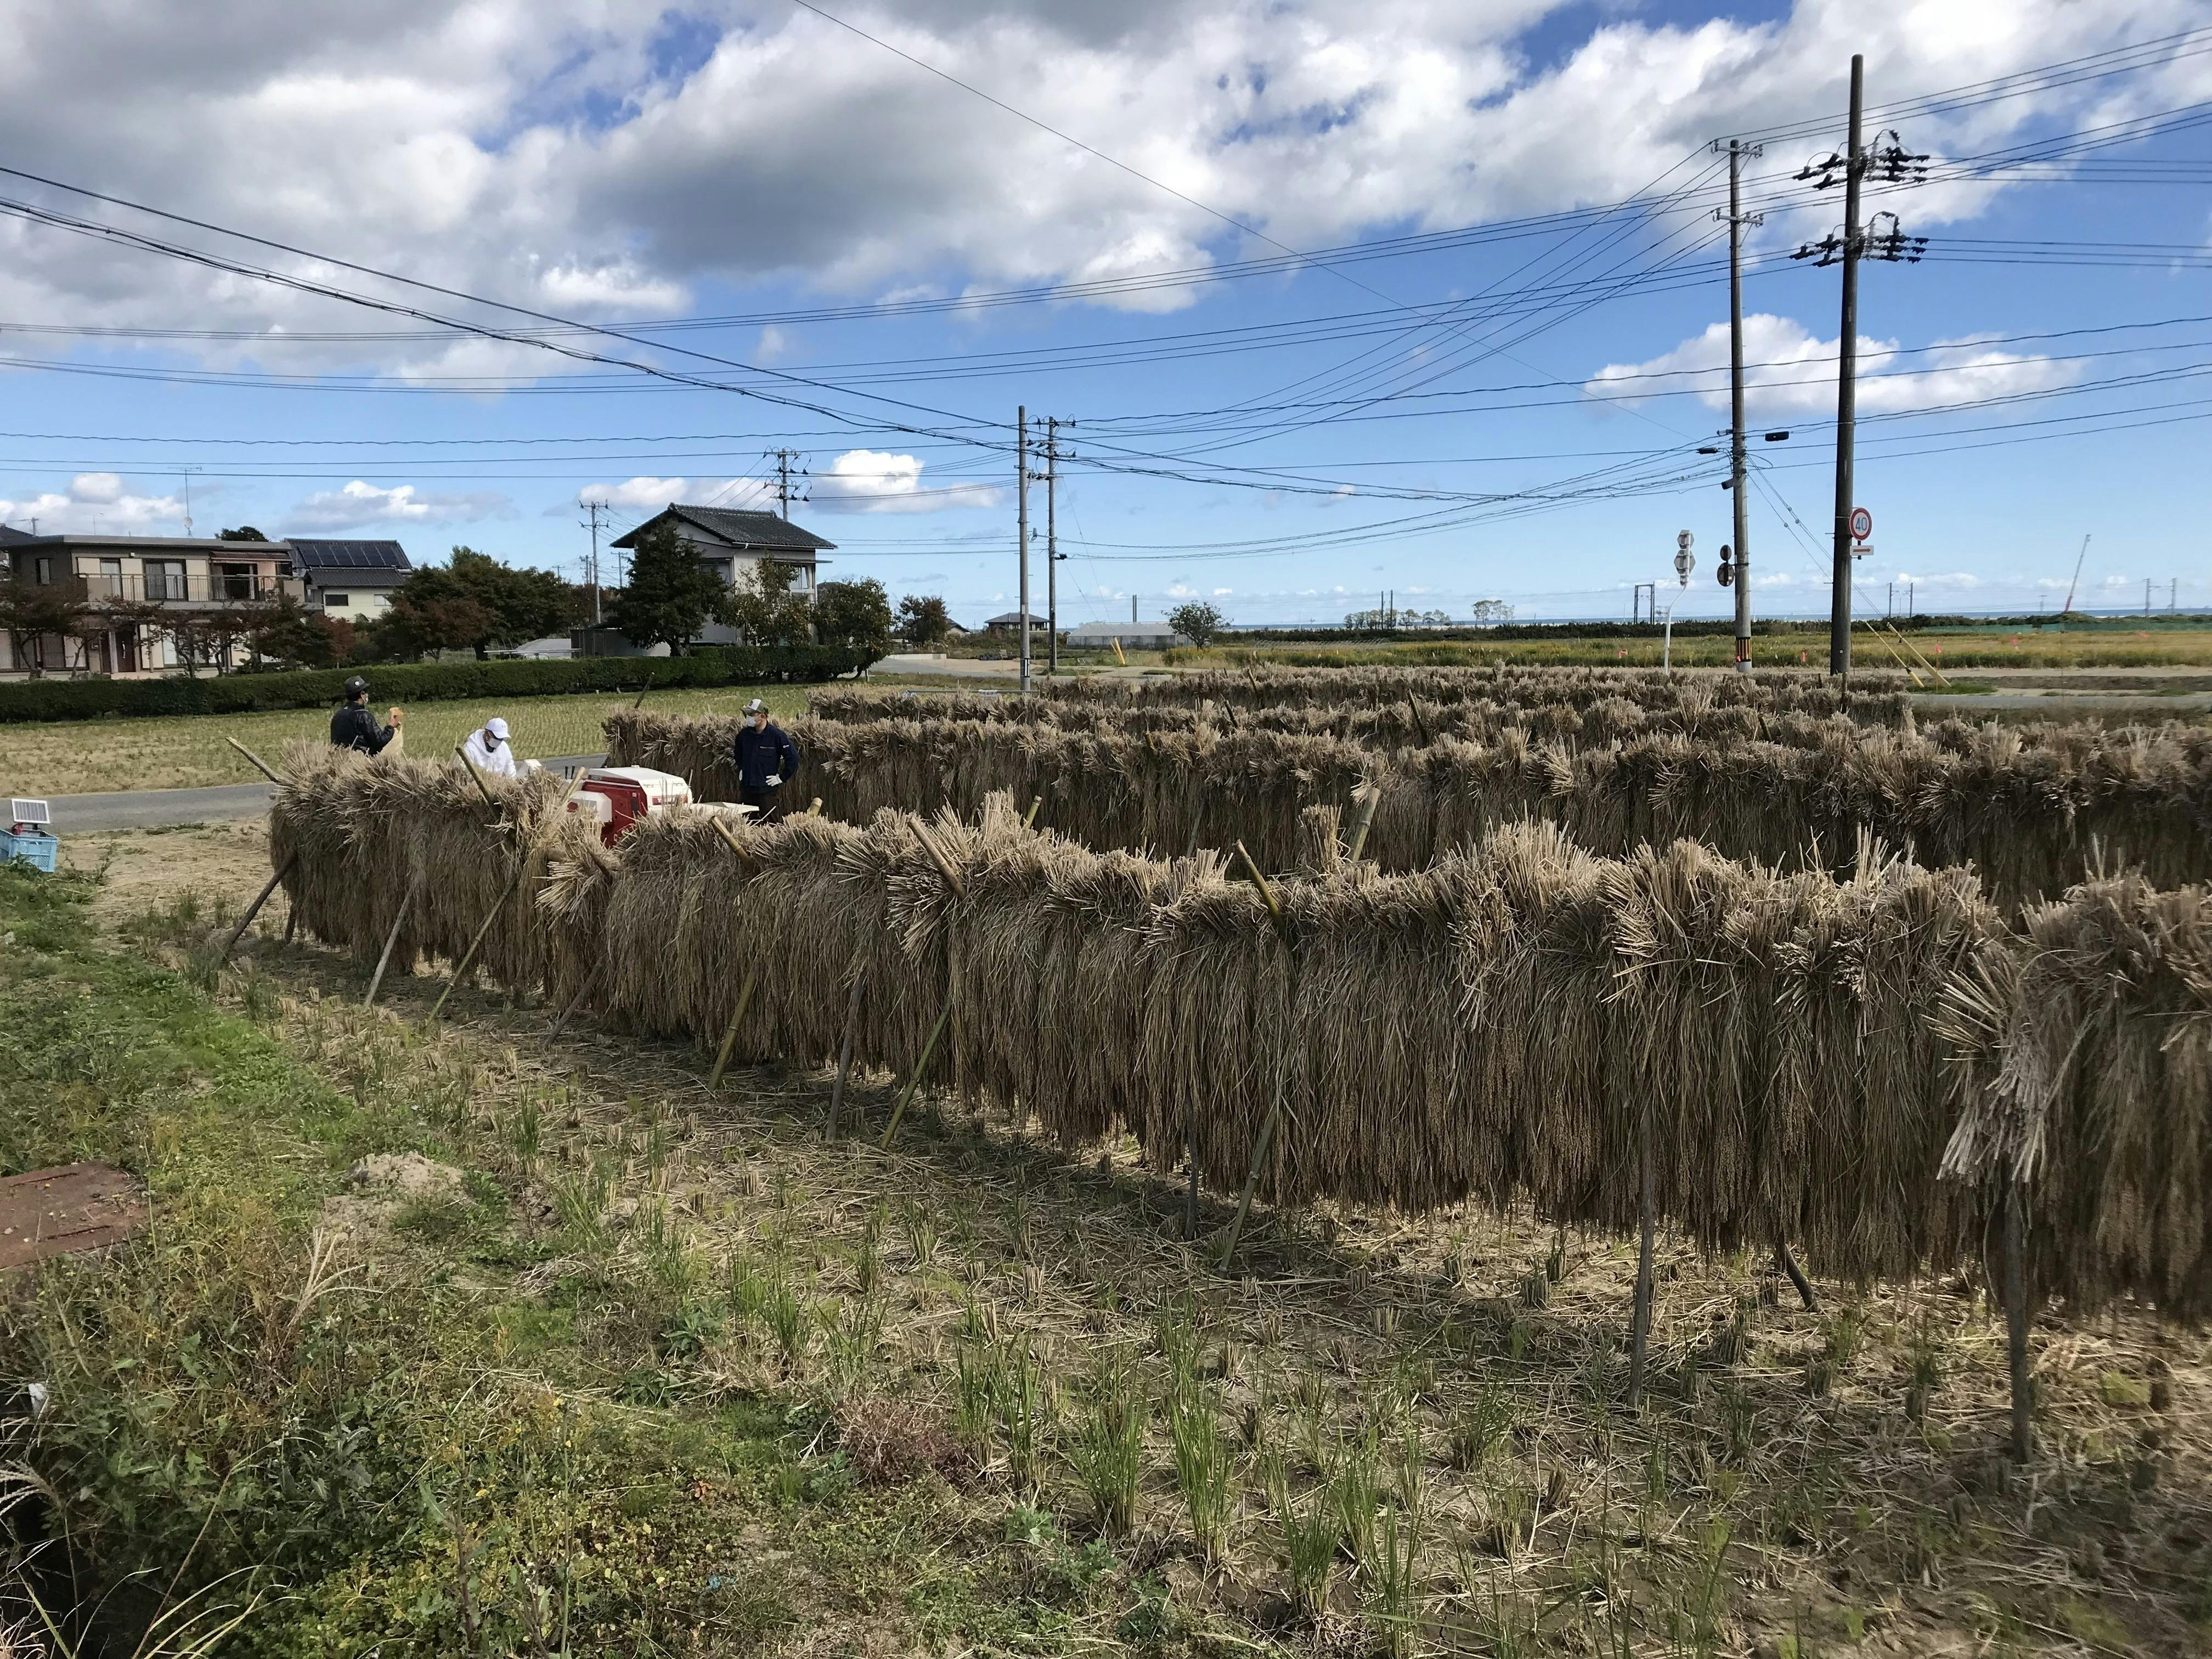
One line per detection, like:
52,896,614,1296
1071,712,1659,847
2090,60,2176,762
765,774,782,787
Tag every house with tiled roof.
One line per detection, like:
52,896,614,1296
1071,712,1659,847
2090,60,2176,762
607,505,837,648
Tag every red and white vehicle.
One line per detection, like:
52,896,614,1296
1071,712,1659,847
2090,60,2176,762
562,766,754,845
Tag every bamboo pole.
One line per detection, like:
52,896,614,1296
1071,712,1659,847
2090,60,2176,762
879,996,953,1149
455,745,504,814
826,969,867,1138
550,960,603,1040
219,855,297,964
283,905,299,946
427,857,531,1022
363,872,422,1007
707,964,764,1090
426,773,585,1023
1185,1118,1199,1240
2003,1184,2033,1463
1627,1090,1657,1409
1216,838,1300,1268
225,736,285,785
1024,797,1043,828
1343,783,1381,864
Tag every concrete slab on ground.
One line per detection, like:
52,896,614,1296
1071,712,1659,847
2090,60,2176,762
0,1163,147,1270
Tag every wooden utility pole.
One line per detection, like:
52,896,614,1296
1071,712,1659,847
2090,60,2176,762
1017,406,1031,693
1828,54,1865,679
1043,417,1068,675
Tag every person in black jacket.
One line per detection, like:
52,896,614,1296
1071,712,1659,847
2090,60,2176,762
731,698,800,822
330,676,402,755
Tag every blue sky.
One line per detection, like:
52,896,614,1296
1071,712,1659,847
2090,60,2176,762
0,0,2206,626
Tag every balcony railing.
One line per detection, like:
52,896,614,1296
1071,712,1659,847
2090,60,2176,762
56,573,304,606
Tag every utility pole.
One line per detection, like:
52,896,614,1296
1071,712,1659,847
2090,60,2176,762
1040,417,1072,674
2172,578,2179,612
579,498,608,650
1887,581,1893,619
1714,137,1763,673
1016,407,1031,693
1796,55,1927,679
1909,580,1915,617
2147,578,2154,616
766,449,806,519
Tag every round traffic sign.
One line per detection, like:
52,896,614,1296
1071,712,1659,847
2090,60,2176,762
1849,506,1873,542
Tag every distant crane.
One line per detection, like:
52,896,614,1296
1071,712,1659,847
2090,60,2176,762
2061,533,2091,618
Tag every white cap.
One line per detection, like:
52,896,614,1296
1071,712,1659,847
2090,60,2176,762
486,717,510,740
744,698,768,714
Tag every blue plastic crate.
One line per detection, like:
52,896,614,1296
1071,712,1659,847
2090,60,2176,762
1,829,58,873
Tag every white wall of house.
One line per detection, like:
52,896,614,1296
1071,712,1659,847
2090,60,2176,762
313,586,394,623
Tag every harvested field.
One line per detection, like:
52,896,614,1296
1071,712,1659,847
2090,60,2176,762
11,842,2211,1656
608,706,2212,901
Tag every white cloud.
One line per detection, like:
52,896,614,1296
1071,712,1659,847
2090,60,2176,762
1584,315,2083,419
0,0,2194,381
809,449,1005,514
0,473,184,533
285,479,511,531
579,476,698,511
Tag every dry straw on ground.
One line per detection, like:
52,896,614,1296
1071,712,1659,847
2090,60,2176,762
609,707,2212,901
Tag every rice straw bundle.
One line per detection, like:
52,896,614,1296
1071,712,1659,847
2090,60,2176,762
613,709,2212,901
268,743,608,1000
1940,870,2212,1319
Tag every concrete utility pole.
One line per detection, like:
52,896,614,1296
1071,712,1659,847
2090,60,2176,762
1017,407,1031,693
768,449,805,519
579,499,608,645
1795,55,1927,678
1829,55,1865,679
1042,417,1071,674
1716,137,1763,673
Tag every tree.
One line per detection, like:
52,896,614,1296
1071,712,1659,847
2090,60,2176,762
814,578,893,658
381,588,496,659
0,582,89,677
896,594,953,647
217,526,269,542
723,560,815,647
608,519,725,653
1166,601,1225,648
447,546,577,657
244,594,342,669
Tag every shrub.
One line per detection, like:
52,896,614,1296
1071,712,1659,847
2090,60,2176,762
0,645,879,724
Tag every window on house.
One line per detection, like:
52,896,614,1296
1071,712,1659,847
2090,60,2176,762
146,561,187,601
324,593,351,608
97,557,123,599
793,565,814,591
33,557,52,585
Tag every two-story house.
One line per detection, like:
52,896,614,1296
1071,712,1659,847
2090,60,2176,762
607,505,834,646
0,527,311,676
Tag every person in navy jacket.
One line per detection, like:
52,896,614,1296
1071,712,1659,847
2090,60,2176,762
732,698,800,822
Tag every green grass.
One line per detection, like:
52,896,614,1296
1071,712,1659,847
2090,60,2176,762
0,866,1149,1654
0,682,819,796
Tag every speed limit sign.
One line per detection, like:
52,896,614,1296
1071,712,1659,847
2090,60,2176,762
1849,506,1873,543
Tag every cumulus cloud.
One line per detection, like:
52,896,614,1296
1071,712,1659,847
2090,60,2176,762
0,0,2195,379
808,449,1005,514
284,479,511,531
0,472,184,533
1583,315,2083,419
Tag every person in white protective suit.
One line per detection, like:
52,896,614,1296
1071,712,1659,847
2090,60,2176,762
460,715,518,778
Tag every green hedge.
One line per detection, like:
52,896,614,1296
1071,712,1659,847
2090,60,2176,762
0,646,878,725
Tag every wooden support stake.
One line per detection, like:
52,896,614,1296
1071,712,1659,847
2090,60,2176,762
220,855,297,964
1627,1093,1657,1409
1232,840,1293,946
283,905,299,946
550,960,603,1040
1024,797,1043,828
631,682,651,709
880,996,952,1150
363,873,422,1007
427,857,531,1022
709,815,757,868
1215,1068,1283,1270
1403,695,1430,749
1776,1239,1818,1311
827,969,867,1137
225,736,285,786
455,745,504,814
1342,783,1381,864
2003,1183,2033,1464
707,964,763,1090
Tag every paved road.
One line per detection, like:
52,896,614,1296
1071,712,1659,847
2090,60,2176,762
45,755,608,834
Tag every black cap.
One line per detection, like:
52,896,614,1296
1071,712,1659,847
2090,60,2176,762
343,675,369,697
